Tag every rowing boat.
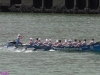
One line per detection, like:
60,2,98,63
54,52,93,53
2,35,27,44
7,41,100,52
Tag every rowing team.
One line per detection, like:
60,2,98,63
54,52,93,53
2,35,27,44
14,34,95,47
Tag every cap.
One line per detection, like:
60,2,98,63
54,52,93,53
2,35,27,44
30,38,33,40
46,39,48,41
38,38,41,40
68,39,72,42
65,39,67,42
56,39,58,42
17,34,21,37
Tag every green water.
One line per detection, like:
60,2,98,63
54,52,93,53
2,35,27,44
0,12,100,75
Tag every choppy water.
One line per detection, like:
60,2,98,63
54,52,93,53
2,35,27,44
0,12,100,75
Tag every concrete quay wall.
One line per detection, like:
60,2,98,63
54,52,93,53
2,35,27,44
0,0,100,14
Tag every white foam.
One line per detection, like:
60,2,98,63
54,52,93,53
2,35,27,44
7,46,16,51
49,49,55,52
22,48,26,51
15,50,22,52
25,50,33,53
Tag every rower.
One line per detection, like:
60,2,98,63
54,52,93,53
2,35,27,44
29,38,34,46
43,39,49,46
34,38,39,45
89,39,94,45
54,40,62,47
48,39,53,46
37,38,42,45
25,38,34,50
57,40,62,47
67,39,73,47
82,39,87,46
62,39,68,46
53,39,59,46
72,39,77,47
77,40,82,47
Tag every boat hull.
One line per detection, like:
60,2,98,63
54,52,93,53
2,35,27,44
7,42,100,52
52,43,100,52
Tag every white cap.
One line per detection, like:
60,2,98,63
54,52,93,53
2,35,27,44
68,39,72,42
46,39,48,41
30,38,33,40
56,39,58,42
38,38,41,40
17,34,21,37
65,39,67,42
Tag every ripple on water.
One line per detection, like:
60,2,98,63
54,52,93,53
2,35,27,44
0,13,100,75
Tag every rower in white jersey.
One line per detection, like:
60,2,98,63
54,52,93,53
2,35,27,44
34,38,39,45
37,38,42,45
62,39,68,46
29,38,34,46
77,40,82,47
53,39,59,46
25,38,34,50
43,39,49,46
67,39,73,47
57,40,62,47
48,39,53,46
89,39,94,45
82,39,87,46
72,39,77,47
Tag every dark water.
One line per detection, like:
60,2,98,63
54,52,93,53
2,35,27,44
0,12,100,75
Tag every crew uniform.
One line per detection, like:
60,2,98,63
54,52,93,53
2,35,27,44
29,38,34,46
25,38,34,50
15,34,24,48
16,34,23,45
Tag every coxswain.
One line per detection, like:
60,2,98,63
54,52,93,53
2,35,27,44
16,34,24,45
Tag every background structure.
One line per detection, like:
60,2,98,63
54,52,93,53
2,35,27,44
0,0,100,14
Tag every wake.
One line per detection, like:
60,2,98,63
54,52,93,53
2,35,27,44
0,46,55,53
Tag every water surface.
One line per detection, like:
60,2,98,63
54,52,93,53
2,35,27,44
0,12,100,75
